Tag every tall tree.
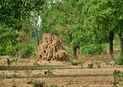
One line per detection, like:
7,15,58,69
82,0,123,59
41,0,86,57
0,0,45,55
30,11,41,45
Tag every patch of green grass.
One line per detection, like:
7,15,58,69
80,61,85,68
115,55,123,65
113,70,123,87
7,58,18,66
33,80,45,87
19,59,26,63
25,69,32,77
50,84,57,87
46,67,53,75
11,73,20,77
95,62,102,68
71,61,82,66
33,62,40,66
0,72,7,80
25,69,32,83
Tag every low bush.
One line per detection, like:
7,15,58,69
11,59,18,64
0,72,7,79
46,67,53,74
115,55,123,65
5,41,16,56
80,44,106,56
67,48,74,60
113,70,123,87
71,61,82,66
88,63,93,68
33,62,40,66
0,41,35,58
11,73,20,77
50,84,57,87
17,43,35,58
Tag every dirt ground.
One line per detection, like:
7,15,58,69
0,54,123,87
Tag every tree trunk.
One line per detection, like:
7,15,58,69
73,46,77,58
73,45,80,58
35,28,39,45
109,31,114,60
119,34,123,56
68,34,80,58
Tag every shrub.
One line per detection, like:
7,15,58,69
88,63,93,68
5,41,16,56
46,67,53,74
0,40,35,58
33,63,40,66
71,61,82,66
80,44,106,56
113,70,123,87
0,72,7,79
33,80,45,87
67,48,74,60
115,55,123,65
0,45,3,55
11,59,18,64
11,73,20,77
50,84,57,87
7,58,11,66
17,43,35,58
80,61,85,68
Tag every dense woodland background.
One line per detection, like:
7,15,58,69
0,0,123,64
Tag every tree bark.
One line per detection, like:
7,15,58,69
35,28,39,45
119,34,123,56
109,31,114,60
73,46,77,58
73,45,80,58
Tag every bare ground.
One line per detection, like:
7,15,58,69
0,54,123,87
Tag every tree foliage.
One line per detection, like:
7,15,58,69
0,0,122,58
41,0,123,58
0,0,45,56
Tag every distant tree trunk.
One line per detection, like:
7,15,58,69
73,45,80,58
35,27,39,45
109,31,114,60
119,34,123,56
69,34,79,58
73,46,77,58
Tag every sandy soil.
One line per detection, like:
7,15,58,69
0,55,123,87
0,76,113,87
